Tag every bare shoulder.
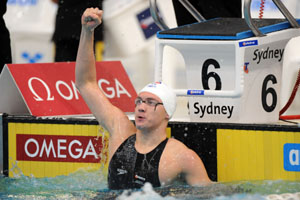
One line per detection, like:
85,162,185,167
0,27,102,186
166,138,190,150
160,137,211,185
165,138,196,158
165,138,207,170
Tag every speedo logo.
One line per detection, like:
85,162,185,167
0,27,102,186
253,47,284,64
117,168,128,175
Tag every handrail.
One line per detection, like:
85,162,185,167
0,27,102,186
244,0,265,37
178,0,205,22
272,0,300,28
149,0,169,30
149,0,205,31
244,0,300,37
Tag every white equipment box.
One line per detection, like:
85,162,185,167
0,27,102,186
154,0,300,123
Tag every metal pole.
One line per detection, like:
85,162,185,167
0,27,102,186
244,0,299,37
244,0,265,37
149,0,169,30
272,0,300,28
178,0,205,22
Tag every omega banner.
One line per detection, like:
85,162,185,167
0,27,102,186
17,134,101,163
0,61,137,116
8,122,109,178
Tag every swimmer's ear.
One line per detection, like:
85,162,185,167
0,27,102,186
165,112,170,120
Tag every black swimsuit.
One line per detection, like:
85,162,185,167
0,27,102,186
108,134,168,190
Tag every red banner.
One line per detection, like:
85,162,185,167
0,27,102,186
6,61,137,116
16,134,107,163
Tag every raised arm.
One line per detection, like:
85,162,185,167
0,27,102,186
76,8,101,89
75,8,136,155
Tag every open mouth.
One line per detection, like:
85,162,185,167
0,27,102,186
136,114,145,121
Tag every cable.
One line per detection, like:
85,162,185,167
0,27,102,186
279,115,300,120
279,69,300,117
259,0,265,19
279,118,299,125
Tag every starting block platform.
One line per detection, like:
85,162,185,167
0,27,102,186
157,18,297,40
154,16,300,123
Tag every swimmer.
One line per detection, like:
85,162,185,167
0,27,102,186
75,7,212,190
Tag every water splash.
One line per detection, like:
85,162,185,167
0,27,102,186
9,157,24,178
97,125,110,176
117,183,176,200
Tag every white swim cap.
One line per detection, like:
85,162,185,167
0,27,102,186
139,82,177,119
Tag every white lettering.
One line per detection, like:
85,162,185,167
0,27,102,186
289,149,299,166
25,139,39,157
69,140,83,159
28,77,54,101
57,139,67,158
56,81,73,100
22,137,100,161
71,81,80,100
98,79,115,98
83,140,98,159
39,139,56,158
28,77,129,101
115,79,131,98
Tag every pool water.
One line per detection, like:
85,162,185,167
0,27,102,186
0,169,106,199
1,168,300,200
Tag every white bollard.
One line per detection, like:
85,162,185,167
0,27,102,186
4,0,57,64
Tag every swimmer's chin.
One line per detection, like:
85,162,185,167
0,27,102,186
135,125,146,131
135,120,147,130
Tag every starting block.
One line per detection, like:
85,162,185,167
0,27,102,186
154,0,300,123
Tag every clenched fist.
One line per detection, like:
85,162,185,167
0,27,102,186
81,7,103,32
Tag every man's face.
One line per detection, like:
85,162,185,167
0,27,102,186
134,92,167,130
